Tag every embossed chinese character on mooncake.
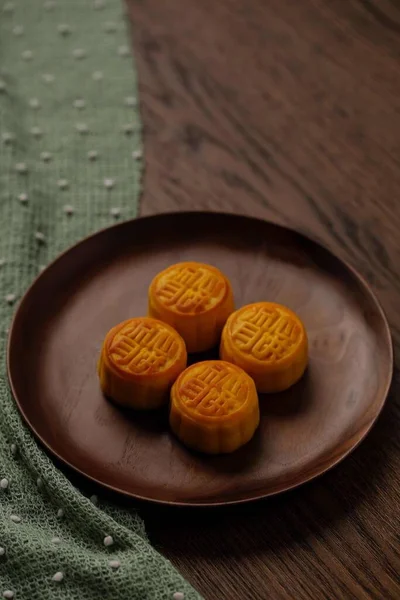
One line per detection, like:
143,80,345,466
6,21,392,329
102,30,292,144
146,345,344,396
170,360,259,454
220,302,308,393
98,317,187,409
148,262,234,353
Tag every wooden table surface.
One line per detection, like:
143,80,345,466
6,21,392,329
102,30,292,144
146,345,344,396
127,1,400,598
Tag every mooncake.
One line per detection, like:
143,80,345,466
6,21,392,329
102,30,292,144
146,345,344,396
170,360,259,454
148,262,234,353
220,302,308,393
98,317,187,409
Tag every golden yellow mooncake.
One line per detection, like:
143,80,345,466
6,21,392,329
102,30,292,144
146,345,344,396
98,317,187,409
170,360,259,454
148,261,234,353
220,302,308,393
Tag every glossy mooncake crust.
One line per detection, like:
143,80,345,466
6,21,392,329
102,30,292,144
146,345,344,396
98,317,187,409
148,261,234,353
220,302,308,393
170,360,259,454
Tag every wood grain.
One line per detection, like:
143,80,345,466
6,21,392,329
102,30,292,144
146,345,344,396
126,0,400,598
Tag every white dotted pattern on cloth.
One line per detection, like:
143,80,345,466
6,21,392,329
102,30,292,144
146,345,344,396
123,123,135,135
110,207,121,218
104,21,117,33
57,23,71,36
15,163,28,174
124,96,137,106
21,49,33,60
63,204,75,216
31,126,43,138
57,178,69,189
2,2,14,13
34,232,46,243
75,122,89,134
73,98,85,109
72,48,86,59
103,535,114,547
0,2,151,598
2,132,14,144
92,70,103,80
28,97,40,109
40,151,52,162
103,178,115,189
10,515,21,524
13,25,24,36
118,45,129,57
88,150,98,160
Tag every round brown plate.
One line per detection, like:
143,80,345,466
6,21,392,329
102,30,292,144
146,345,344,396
7,212,393,506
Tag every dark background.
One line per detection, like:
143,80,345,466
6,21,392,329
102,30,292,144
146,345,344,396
127,1,400,598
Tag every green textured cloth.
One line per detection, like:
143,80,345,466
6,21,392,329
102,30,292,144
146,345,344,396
0,1,201,599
